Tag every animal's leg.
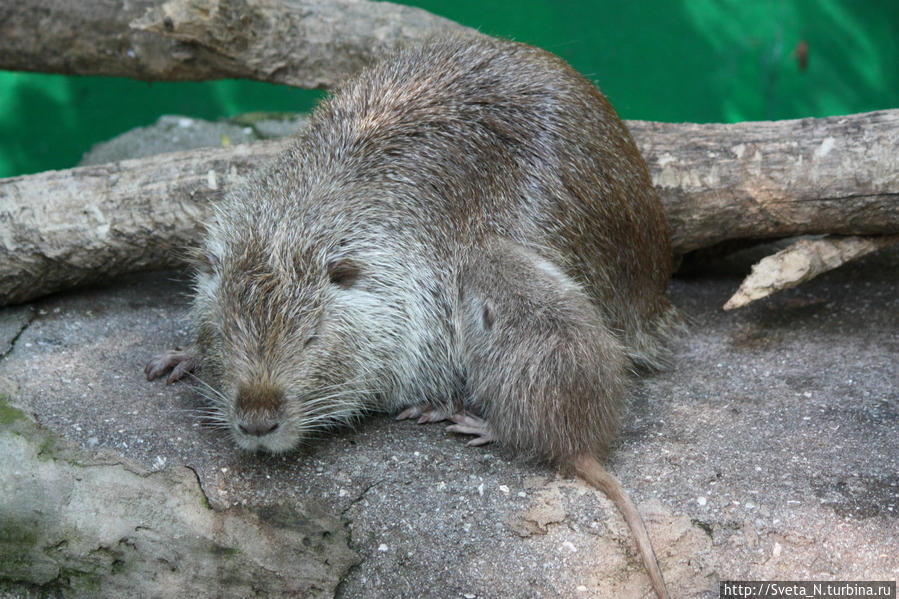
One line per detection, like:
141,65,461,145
455,236,626,461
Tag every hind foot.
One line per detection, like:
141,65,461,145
447,412,496,447
145,350,199,384
394,404,457,424
397,405,496,447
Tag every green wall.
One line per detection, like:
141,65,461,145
1,0,897,178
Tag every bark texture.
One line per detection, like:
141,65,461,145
722,235,899,310
1,140,290,306
629,110,899,253
0,0,475,88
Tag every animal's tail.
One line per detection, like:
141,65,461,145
573,455,670,599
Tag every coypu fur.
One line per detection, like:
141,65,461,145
147,34,678,598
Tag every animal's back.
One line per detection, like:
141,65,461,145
303,35,675,365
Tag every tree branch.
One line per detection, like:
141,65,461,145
1,140,290,306
722,235,899,310
0,0,475,87
629,110,899,253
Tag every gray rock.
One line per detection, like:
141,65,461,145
0,398,357,598
0,306,33,359
228,112,310,139
77,113,307,167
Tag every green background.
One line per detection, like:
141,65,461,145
1,0,897,178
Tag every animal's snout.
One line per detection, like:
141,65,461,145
236,382,284,413
235,382,284,438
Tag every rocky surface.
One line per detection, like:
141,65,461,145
0,243,896,598
0,400,357,598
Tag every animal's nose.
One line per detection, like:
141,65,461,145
239,422,280,437
235,382,284,437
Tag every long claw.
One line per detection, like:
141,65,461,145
395,406,425,421
145,350,198,383
167,355,200,384
447,412,496,446
417,408,451,423
466,436,494,447
396,406,496,446
445,423,484,436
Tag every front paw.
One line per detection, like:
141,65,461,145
144,350,199,384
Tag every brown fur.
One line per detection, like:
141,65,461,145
456,238,627,463
147,34,677,598
456,238,670,598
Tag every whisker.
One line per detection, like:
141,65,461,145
185,372,229,406
188,389,221,406
192,411,232,426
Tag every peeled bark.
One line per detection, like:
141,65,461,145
723,235,899,310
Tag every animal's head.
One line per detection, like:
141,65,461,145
188,194,388,453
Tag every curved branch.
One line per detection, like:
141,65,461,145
722,235,899,310
0,0,475,87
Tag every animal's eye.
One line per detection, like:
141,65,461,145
327,259,360,288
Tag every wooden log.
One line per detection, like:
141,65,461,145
2,109,897,307
0,0,474,88
629,110,899,253
0,140,289,306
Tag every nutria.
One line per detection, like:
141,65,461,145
146,34,678,598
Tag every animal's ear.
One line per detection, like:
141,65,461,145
481,300,496,330
327,259,361,288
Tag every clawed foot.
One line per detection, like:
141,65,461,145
447,412,496,447
144,350,199,384
394,404,456,424
396,404,496,448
